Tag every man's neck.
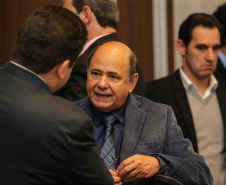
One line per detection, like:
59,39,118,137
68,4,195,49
182,67,211,95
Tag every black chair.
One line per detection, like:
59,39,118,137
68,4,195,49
150,174,183,185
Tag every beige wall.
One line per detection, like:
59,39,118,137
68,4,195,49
173,0,226,71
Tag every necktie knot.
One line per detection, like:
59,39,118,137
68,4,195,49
103,114,116,128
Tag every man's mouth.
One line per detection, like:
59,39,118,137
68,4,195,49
95,92,111,98
203,64,214,69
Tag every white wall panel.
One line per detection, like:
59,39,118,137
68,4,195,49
173,0,225,70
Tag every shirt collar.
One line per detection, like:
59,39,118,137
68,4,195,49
78,33,111,57
10,61,47,84
91,100,127,127
179,67,218,98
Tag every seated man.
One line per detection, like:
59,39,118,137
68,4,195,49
54,0,147,101
75,41,213,185
0,5,113,185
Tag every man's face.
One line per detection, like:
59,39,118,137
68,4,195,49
182,26,220,80
87,42,137,112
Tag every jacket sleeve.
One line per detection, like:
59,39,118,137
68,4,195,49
156,106,213,185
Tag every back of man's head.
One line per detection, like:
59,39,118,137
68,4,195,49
11,5,87,74
72,0,119,29
178,13,222,48
213,3,226,47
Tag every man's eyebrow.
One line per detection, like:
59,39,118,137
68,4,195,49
107,71,118,76
195,44,208,47
91,68,102,72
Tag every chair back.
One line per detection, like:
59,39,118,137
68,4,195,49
150,174,183,185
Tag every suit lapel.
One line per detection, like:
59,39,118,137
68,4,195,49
120,95,146,162
75,97,93,118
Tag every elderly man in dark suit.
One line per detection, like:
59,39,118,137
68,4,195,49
147,13,226,185
54,0,147,101
0,5,114,185
75,41,212,185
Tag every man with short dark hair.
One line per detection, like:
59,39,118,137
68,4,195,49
0,5,114,185
76,41,213,185
147,13,226,185
54,0,147,101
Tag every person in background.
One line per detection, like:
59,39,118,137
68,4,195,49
0,5,114,185
213,3,226,80
76,41,213,185
147,13,226,185
54,0,147,101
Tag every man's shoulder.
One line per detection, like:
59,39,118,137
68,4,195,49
48,95,90,118
147,70,179,88
129,94,170,113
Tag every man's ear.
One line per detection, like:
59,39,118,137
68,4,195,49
176,39,186,56
81,6,92,25
57,60,70,80
129,73,139,93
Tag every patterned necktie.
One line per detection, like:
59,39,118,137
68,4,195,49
100,114,116,170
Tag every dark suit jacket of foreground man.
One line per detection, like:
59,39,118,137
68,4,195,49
0,62,114,185
76,94,213,185
147,70,226,153
54,33,147,101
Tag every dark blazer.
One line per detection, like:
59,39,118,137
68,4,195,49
0,62,114,185
214,57,226,81
54,33,147,101
147,70,226,153
76,94,212,185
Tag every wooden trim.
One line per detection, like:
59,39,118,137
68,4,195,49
166,0,174,74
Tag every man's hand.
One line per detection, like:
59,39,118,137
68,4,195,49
109,169,122,185
116,155,160,182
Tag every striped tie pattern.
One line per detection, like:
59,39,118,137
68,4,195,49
100,114,116,170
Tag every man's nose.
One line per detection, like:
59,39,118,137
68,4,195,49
206,48,216,61
97,76,109,89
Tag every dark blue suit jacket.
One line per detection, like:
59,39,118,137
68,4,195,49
76,94,213,185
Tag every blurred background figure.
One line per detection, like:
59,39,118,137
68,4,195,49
147,13,226,185
54,0,147,101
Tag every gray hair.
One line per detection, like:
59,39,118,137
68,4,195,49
72,0,119,29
